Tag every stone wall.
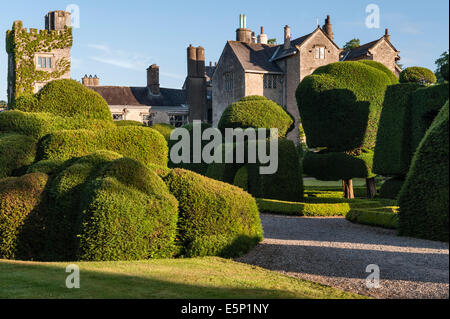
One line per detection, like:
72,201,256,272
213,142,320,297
369,39,399,76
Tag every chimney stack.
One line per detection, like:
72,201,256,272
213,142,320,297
45,11,71,31
196,46,206,77
258,26,268,44
322,15,334,41
236,14,252,43
384,28,390,41
147,64,160,95
284,25,291,50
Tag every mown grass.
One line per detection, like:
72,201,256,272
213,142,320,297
0,257,365,299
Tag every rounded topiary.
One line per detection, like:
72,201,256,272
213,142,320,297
296,61,392,151
11,79,112,121
37,126,169,167
400,67,437,85
358,60,399,85
14,94,38,111
0,134,37,178
114,120,144,127
233,166,249,191
218,96,293,137
0,173,49,260
151,123,175,141
164,169,263,258
398,101,449,242
78,158,179,261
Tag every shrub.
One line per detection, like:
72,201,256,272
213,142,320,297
400,67,437,85
114,120,145,127
11,79,112,121
379,178,404,200
233,166,249,191
257,199,351,216
346,210,399,229
164,169,263,258
77,158,179,261
358,60,399,85
410,83,449,153
0,134,37,178
398,101,449,242
14,94,38,111
218,96,293,137
168,122,212,175
303,149,375,181
0,110,115,139
151,123,175,141
0,173,48,259
296,61,392,151
373,83,421,176
27,159,65,176
37,126,168,167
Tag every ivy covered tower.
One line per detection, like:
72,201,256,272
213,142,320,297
6,11,73,105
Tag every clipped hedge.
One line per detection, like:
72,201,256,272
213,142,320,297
346,210,399,229
398,101,449,242
114,120,145,127
358,60,399,85
233,165,249,191
0,134,37,178
296,61,392,151
37,126,168,167
373,83,421,176
400,67,437,85
164,169,263,258
78,158,179,261
0,110,115,139
379,178,405,200
151,123,175,141
218,96,293,138
257,199,351,216
303,149,375,181
11,79,112,121
410,83,449,153
0,173,48,260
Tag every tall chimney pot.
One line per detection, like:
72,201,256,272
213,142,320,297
147,64,160,95
284,25,291,49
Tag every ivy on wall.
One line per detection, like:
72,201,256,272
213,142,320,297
6,20,73,104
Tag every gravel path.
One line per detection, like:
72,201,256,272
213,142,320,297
237,214,449,299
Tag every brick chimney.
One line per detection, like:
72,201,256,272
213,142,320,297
196,46,206,77
186,45,207,122
236,14,252,43
258,26,268,44
284,25,291,50
147,64,160,95
384,28,390,41
322,15,334,41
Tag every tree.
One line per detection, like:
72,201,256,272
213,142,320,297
267,38,277,45
435,51,449,83
0,101,7,108
343,38,360,50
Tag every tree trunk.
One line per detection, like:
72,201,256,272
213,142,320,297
343,179,355,199
366,177,377,199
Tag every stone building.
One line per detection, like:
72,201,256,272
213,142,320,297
6,11,72,105
212,15,400,142
340,28,401,77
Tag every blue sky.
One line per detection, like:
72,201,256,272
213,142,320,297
1,0,448,101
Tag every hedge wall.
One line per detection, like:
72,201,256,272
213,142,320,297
164,169,263,258
218,96,293,138
296,61,392,151
0,173,48,260
114,120,145,127
400,67,437,85
11,79,112,121
0,134,37,178
37,126,168,167
0,110,115,139
373,83,421,176
398,101,449,242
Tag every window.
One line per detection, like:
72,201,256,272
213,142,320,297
142,113,155,126
37,56,52,69
264,75,278,89
224,72,233,92
315,47,325,60
170,114,188,128
112,113,124,121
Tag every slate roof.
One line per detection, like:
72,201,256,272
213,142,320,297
88,86,186,107
341,37,399,61
228,41,283,73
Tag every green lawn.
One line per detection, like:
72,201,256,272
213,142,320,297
0,257,365,299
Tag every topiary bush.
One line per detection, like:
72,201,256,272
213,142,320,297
400,67,437,85
0,173,49,260
10,79,112,121
77,158,179,261
379,178,404,200
398,101,449,242
0,134,37,178
151,123,175,141
37,126,168,167
164,169,263,258
114,120,145,127
358,60,399,85
218,96,293,137
373,83,421,176
0,110,115,139
233,165,249,191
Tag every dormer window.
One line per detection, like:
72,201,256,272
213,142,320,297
315,47,325,60
37,56,52,69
